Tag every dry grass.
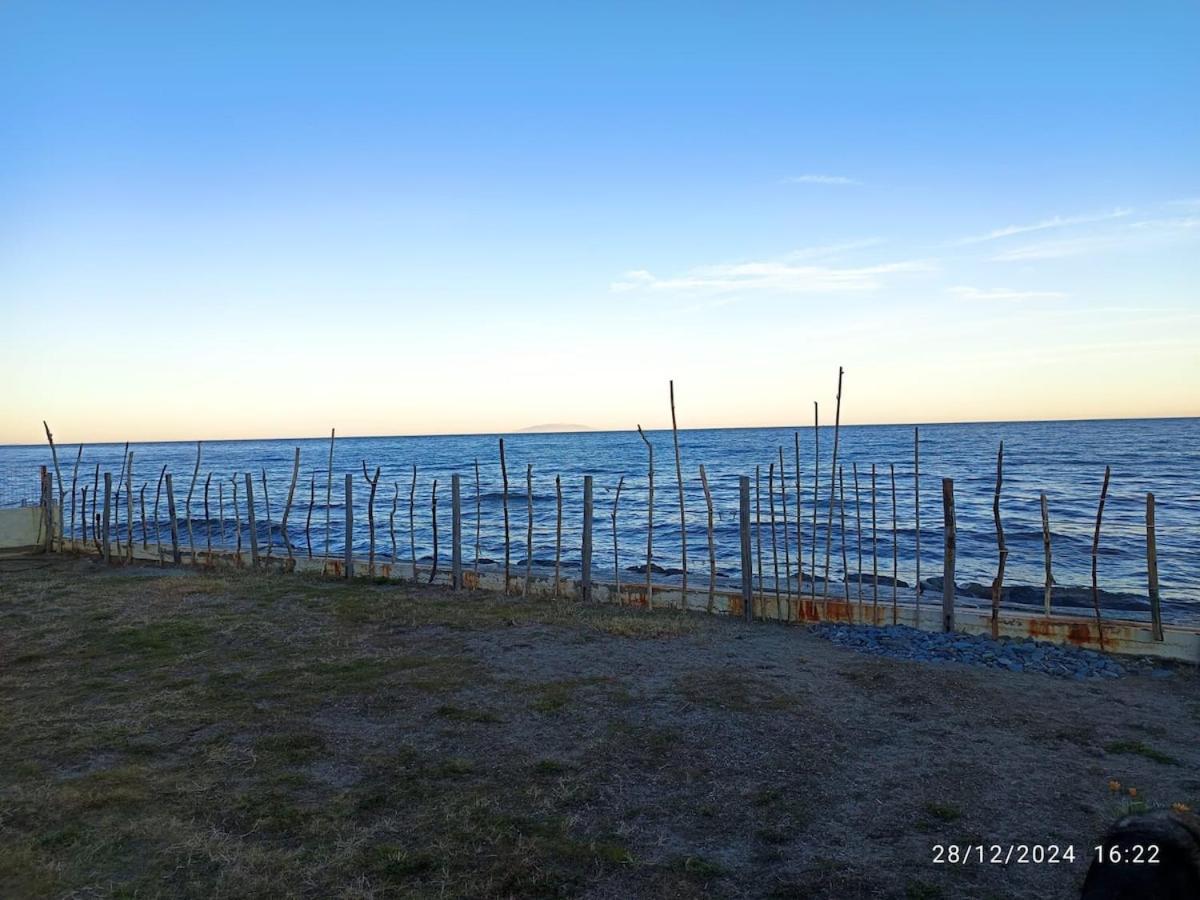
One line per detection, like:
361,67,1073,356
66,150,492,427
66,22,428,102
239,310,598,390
2,557,1199,899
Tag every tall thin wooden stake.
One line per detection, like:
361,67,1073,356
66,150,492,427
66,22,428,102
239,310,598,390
232,476,242,564
324,428,335,567
203,472,212,564
102,471,112,563
739,475,753,622
778,446,791,607
428,479,439,584
343,473,353,578
139,484,148,550
554,475,563,598
281,447,300,559
612,476,625,603
451,473,462,589
69,444,82,543
91,463,99,547
167,473,181,564
409,464,418,580
499,438,510,593
794,432,803,598
81,486,88,544
362,462,380,576
306,472,315,559
581,475,594,602
990,441,1007,638
124,453,134,563
390,483,399,567
153,465,166,563
838,466,850,608
699,464,716,614
524,463,533,597
474,458,482,573
245,473,259,566
42,422,64,549
890,464,898,625
914,427,922,627
754,465,764,602
823,367,844,599
870,464,878,619
1040,493,1052,614
768,462,780,617
942,478,956,632
260,469,274,560
218,480,227,546
811,403,818,596
1091,465,1111,651
1146,492,1163,642
185,441,201,563
636,425,654,606
114,445,128,557
852,463,863,617
669,380,688,603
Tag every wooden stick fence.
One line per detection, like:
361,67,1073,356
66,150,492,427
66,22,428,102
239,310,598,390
990,441,1007,638
362,463,380,576
281,447,300,560
778,446,791,607
636,425,654,605
769,462,780,616
554,475,563,598
499,438,510,593
452,473,462,589
823,367,844,600
699,464,715,614
524,464,533,597
612,475,624,602
1091,465,1111,651
670,380,688,603
1040,493,1052,614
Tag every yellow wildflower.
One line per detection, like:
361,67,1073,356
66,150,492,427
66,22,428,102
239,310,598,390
1108,780,1121,792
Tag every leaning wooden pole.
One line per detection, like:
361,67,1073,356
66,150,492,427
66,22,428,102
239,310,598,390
612,475,625,603
69,444,82,543
232,476,242,565
153,465,166,563
699,464,716,614
42,421,64,549
754,465,764,603
669,380,688,602
185,441,201,563
769,462,780,617
114,445,129,557
778,446,791,607
101,472,112,563
305,472,315,559
362,462,380,576
203,472,212,565
260,469,274,560
1040,493,1052,615
524,463,533,597
280,447,300,559
390,483,399,568
822,367,844,600
1091,465,1111,651
1146,492,1163,642
139,483,148,550
124,455,134,563
428,479,439,585
499,438,511,593
409,464,418,581
990,441,1007,639
636,425,654,606
244,473,259,566
554,475,563,598
838,465,850,608
166,473,181,564
323,428,335,569
852,463,864,616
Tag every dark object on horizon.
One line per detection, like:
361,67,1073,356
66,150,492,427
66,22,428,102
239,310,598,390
1081,809,1200,899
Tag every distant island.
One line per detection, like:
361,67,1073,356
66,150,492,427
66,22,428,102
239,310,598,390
516,423,595,434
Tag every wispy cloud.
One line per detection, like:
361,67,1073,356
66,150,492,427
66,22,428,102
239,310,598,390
781,174,861,186
953,208,1132,245
991,216,1199,261
611,256,934,296
947,285,1068,302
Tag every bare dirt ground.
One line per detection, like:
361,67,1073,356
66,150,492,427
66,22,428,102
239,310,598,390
1,556,1197,899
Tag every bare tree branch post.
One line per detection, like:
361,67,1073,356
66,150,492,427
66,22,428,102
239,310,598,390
852,463,864,618
452,473,462,589
1040,492,1052,615
244,473,259,566
1146,492,1163,642
409,464,417,581
699,464,716,614
324,428,335,570
185,441,201,564
914,427,922,626
524,463,533,598
69,444,82,544
152,465,166,564
102,471,112,564
429,479,439,585
260,469,274,560
343,473,353,579
124,455,134,564
280,447,300,560
474,458,482,573
778,446,791,609
738,476,753,622
1091,465,1111,652
871,463,879,620
636,425,654,607
80,486,88,545
794,432,802,599
114,445,129,557
811,403,818,598
755,465,764,603
822,367,844,600
942,478,956,632
554,475,562,598
582,475,594,602
42,421,64,549
669,380,688,605
306,472,315,560
139,484,148,550
390,483,399,568
232,476,242,565
884,463,895,623
167,473,181,564
839,465,850,608
362,462,380,576
218,480,227,546
990,441,1007,639
611,475,625,603
91,463,99,549
203,472,212,565
499,438,510,593
769,461,780,618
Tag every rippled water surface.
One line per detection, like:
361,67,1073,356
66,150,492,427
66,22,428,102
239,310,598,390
3,418,1197,621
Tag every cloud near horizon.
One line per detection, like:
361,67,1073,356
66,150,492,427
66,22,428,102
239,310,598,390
952,208,1132,245
611,257,935,295
947,285,1068,302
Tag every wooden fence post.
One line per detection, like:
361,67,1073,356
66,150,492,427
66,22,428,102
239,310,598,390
244,473,259,566
581,475,593,602
941,478,955,632
166,473,181,564
40,466,52,552
101,471,112,563
344,473,354,579
452,473,463,589
1040,493,1052,615
1146,492,1163,642
739,475,753,622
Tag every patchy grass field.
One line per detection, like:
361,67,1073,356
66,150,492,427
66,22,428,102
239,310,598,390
1,557,1198,899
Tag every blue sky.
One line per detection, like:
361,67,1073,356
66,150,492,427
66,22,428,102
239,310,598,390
2,2,1198,442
